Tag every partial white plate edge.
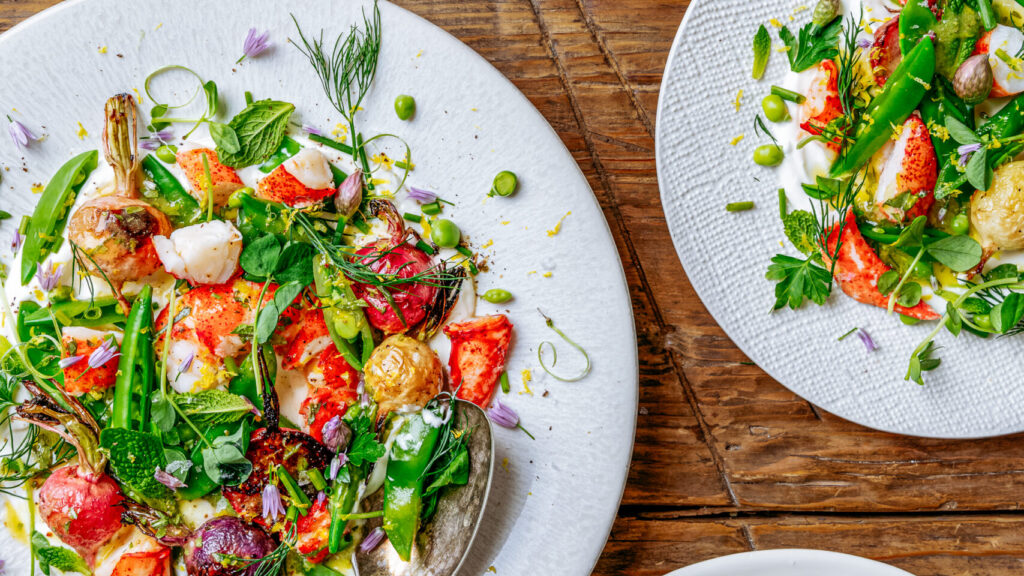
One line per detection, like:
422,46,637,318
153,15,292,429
664,549,916,576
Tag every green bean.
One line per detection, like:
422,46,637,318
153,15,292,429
778,188,787,219
500,372,510,394
726,201,755,212
482,288,512,303
20,150,99,285
771,85,806,104
308,133,355,155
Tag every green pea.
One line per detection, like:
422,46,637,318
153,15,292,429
753,144,784,167
430,219,461,248
974,314,993,330
761,94,790,123
228,187,254,208
490,171,518,197
951,213,969,235
394,94,416,121
482,288,512,304
155,144,178,164
421,201,442,216
899,314,920,326
912,260,933,280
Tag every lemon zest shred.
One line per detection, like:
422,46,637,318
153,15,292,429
730,134,745,146
76,122,88,140
546,211,571,237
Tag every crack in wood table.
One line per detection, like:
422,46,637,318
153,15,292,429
5,1,1024,575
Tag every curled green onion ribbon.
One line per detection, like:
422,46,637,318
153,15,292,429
537,309,591,382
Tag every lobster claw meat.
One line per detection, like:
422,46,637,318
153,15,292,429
445,315,515,407
822,211,941,320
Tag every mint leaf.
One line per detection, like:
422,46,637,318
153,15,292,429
173,389,255,426
100,428,171,500
216,99,295,168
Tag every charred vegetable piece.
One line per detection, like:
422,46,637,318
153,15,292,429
184,516,277,576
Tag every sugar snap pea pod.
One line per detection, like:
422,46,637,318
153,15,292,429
23,296,123,329
976,92,1024,139
236,193,311,244
383,406,443,562
259,136,302,173
141,154,204,226
936,93,1024,196
919,77,972,163
830,38,936,177
111,285,154,430
312,254,371,370
20,150,99,285
899,0,937,55
228,345,276,407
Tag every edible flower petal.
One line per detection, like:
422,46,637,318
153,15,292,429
10,231,23,255
261,483,286,522
303,124,324,137
487,398,519,429
154,468,186,490
238,28,272,63
58,355,84,369
140,139,161,151
321,415,350,453
35,262,63,292
88,337,120,369
327,454,348,481
857,329,877,352
359,527,387,553
407,186,437,204
958,142,982,166
176,351,195,379
8,118,37,150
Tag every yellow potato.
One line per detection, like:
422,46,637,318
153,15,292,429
971,161,1024,253
364,334,443,416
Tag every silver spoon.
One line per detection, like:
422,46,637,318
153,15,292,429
356,400,494,576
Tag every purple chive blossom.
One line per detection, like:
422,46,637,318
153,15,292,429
140,139,161,151
8,118,37,150
176,351,195,379
322,415,344,452
327,454,348,481
359,527,387,553
316,491,327,508
35,262,63,292
58,355,84,369
487,398,520,429
958,142,983,166
335,170,363,219
857,329,878,352
261,483,286,521
10,231,23,255
88,338,120,369
238,29,272,64
857,38,872,49
154,468,186,490
407,186,437,204
303,125,324,137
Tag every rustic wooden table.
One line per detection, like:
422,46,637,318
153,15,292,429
6,1,1024,575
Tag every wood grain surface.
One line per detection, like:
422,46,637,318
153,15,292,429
5,1,1024,575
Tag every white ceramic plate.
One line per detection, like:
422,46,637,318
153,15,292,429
657,0,1024,438
665,549,916,576
0,0,638,573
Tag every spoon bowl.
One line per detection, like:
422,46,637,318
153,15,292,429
356,399,494,576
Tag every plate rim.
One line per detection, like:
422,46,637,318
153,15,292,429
662,549,916,576
0,0,641,572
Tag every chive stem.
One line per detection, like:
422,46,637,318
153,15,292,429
403,212,422,223
771,85,806,104
726,201,755,212
500,371,510,394
778,188,787,219
308,133,355,155
837,327,858,341
415,240,435,255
